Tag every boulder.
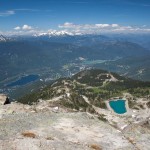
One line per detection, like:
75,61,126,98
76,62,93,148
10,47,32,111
0,94,6,105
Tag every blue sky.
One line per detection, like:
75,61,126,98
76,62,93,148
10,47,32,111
0,0,150,35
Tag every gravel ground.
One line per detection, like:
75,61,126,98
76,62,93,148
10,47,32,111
0,94,150,150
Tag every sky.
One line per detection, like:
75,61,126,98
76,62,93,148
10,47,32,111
0,0,150,35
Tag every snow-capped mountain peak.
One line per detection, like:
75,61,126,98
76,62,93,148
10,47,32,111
33,30,82,37
0,35,8,42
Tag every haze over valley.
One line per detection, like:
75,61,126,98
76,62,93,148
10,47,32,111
0,33,150,98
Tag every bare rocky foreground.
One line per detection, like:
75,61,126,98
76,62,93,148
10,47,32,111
0,94,150,150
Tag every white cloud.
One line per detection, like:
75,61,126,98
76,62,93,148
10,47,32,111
59,22,77,28
22,25,32,30
112,24,120,28
95,24,110,28
13,25,33,31
14,26,21,30
63,22,73,26
0,10,15,17
58,22,150,34
3,23,150,36
59,22,121,30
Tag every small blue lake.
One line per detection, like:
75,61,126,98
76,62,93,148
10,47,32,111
7,75,39,87
109,100,127,114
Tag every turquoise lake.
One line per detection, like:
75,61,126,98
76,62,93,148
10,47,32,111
109,100,127,114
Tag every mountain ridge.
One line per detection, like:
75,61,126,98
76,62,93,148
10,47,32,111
18,69,150,106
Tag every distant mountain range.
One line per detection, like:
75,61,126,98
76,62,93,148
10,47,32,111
0,33,150,99
0,32,150,94
2,33,150,49
0,39,149,80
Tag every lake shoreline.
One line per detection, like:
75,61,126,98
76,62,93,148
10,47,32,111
106,98,130,115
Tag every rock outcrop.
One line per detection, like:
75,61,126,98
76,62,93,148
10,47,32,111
0,95,150,150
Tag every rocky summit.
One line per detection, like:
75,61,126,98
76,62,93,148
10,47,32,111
0,92,150,150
